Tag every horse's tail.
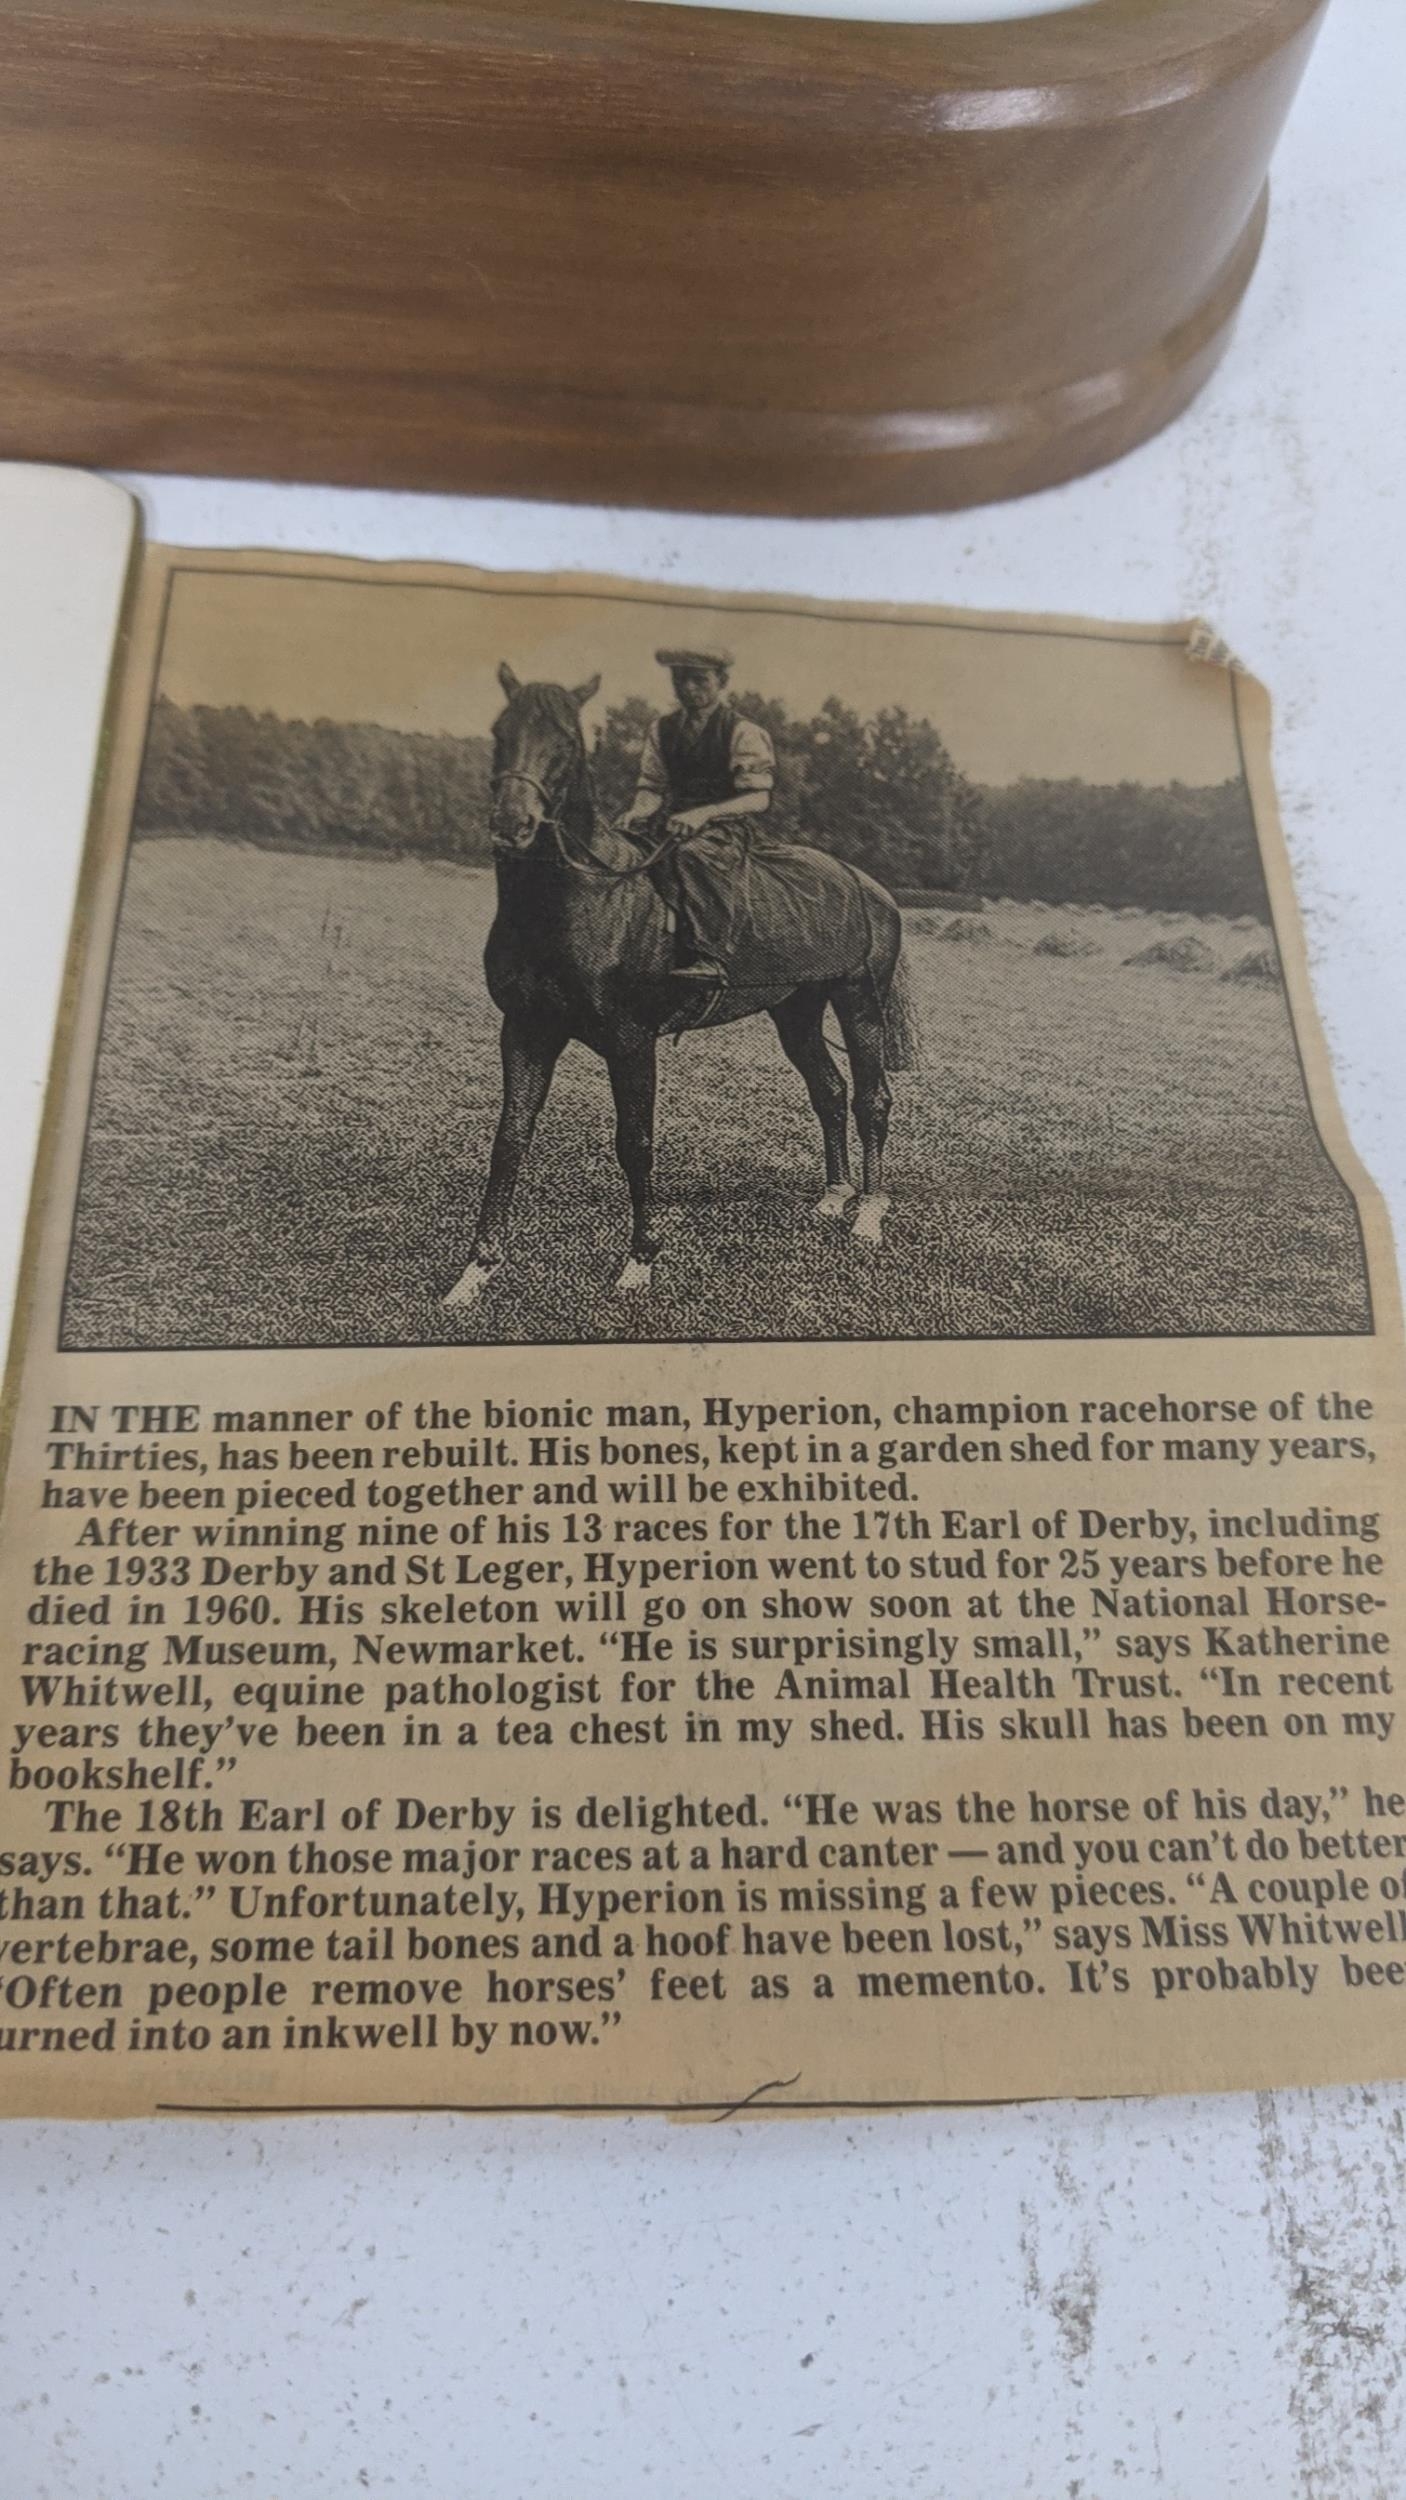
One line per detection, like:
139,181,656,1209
845,864,921,1071
881,950,922,1072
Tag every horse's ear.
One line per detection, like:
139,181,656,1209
571,673,602,710
497,661,522,700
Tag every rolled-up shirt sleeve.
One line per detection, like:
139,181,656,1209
632,720,669,804
730,716,776,794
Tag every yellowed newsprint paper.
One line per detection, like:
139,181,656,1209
3,517,1404,2119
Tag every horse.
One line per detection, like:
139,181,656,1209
443,665,920,1308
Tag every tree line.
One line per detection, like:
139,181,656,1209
133,692,1268,919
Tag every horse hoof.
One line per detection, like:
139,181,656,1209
443,1259,500,1308
616,1257,654,1296
815,1183,859,1222
852,1194,890,1247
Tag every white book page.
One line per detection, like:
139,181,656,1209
0,465,136,1342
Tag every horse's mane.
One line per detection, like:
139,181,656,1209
517,681,587,741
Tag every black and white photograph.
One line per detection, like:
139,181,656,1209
60,557,1370,1351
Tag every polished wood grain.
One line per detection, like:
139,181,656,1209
0,0,1330,513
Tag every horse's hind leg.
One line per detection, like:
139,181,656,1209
832,977,892,1245
444,1015,562,1306
770,989,855,1219
607,1043,662,1293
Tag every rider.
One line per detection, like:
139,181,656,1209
616,643,776,984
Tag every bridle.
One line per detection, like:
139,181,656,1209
491,766,559,843
491,761,698,883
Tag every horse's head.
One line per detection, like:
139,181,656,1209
490,662,602,854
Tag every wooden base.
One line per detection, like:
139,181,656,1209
0,0,1329,515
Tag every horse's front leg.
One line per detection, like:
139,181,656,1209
444,1016,563,1306
607,1043,661,1294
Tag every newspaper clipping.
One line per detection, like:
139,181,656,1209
2,546,1402,2117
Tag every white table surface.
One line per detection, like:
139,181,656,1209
3,1,1404,2493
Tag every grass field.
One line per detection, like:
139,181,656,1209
60,839,1370,1348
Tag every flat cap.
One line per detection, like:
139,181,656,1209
654,641,735,670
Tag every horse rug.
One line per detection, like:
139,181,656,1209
669,828,876,989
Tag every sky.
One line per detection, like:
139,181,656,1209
153,561,1244,790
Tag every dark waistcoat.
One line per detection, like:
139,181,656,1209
658,703,739,813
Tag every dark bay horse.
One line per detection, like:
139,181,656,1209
444,667,919,1307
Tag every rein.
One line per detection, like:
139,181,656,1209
493,764,693,883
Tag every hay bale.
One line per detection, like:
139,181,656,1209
895,889,985,912
1220,946,1283,985
1124,932,1217,973
1033,930,1098,958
